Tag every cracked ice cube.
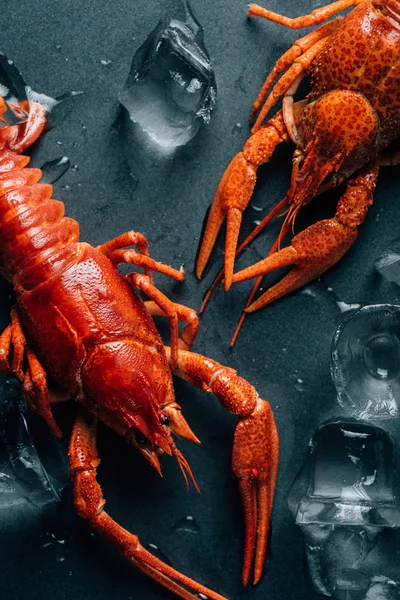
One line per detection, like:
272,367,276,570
331,304,400,419
0,380,66,510
288,421,400,596
119,1,216,149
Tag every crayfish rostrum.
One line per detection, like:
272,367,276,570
0,97,278,599
197,0,400,345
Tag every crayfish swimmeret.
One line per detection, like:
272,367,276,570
0,99,278,599
197,0,400,344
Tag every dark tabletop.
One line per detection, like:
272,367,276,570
0,1,400,599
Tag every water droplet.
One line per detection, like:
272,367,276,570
173,515,201,534
62,185,71,191
56,141,63,146
100,59,112,66
71,164,79,172
253,220,261,226
251,203,264,212
41,532,68,563
55,45,62,52
232,122,242,133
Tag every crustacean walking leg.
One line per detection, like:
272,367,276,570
0,307,62,437
69,350,278,594
96,229,196,367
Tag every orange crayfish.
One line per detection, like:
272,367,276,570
0,97,279,599
196,0,400,345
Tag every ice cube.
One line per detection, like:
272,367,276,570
288,421,400,596
334,572,400,600
0,53,82,131
376,238,400,285
331,305,400,419
0,380,64,510
0,54,29,126
119,1,216,149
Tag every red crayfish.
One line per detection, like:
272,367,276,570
196,0,400,345
0,98,279,599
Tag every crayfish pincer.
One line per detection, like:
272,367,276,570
0,98,279,599
197,0,400,344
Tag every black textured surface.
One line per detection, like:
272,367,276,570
0,1,400,599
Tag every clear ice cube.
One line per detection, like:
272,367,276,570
376,237,400,285
288,421,400,596
331,305,400,419
0,380,64,510
0,54,29,126
119,1,216,149
334,572,400,600
0,53,82,131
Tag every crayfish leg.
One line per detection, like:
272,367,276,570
68,408,228,600
248,0,362,30
0,307,62,437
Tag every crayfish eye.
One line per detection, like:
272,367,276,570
135,430,148,446
161,414,170,426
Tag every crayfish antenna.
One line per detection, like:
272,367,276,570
169,437,200,494
200,196,289,315
229,218,292,347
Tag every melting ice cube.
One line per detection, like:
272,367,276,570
0,54,30,126
376,238,400,285
331,305,400,419
0,380,65,510
288,421,400,596
334,572,400,600
119,1,216,149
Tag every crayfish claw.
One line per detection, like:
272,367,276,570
232,399,279,586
